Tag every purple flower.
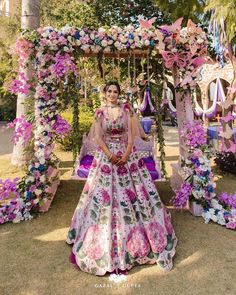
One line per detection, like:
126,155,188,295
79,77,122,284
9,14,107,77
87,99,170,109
3,115,33,145
181,120,206,148
219,193,236,209
172,182,192,208
52,115,72,137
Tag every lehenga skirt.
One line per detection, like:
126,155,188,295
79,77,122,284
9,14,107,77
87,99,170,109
66,139,177,276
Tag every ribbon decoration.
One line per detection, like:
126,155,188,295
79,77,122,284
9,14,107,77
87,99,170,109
194,78,228,118
162,86,177,115
139,87,155,113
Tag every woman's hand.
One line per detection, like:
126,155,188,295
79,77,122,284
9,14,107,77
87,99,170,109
108,153,120,165
116,153,129,166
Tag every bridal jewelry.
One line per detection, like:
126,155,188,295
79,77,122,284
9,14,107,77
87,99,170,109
106,104,119,108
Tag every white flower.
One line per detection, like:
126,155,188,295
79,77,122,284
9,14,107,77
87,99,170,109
120,36,127,43
35,163,40,168
101,40,108,47
60,24,72,35
35,189,42,196
211,199,223,210
75,39,81,46
39,158,46,165
144,40,150,46
98,27,105,33
197,38,204,44
40,175,46,182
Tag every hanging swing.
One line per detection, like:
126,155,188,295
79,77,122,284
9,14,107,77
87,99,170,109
71,54,163,182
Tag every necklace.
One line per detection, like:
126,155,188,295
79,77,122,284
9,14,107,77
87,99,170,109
106,104,119,109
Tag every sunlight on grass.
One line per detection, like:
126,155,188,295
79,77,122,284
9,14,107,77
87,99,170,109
176,250,203,268
34,227,69,242
0,230,12,236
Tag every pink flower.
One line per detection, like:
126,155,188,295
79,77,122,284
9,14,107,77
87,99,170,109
101,189,110,205
82,225,104,260
129,163,138,173
101,164,111,175
226,221,236,229
117,165,128,176
125,188,136,203
138,158,145,168
146,222,167,253
95,109,104,119
140,186,149,200
126,225,150,258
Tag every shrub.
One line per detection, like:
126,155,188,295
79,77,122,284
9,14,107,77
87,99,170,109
214,152,236,175
57,106,94,151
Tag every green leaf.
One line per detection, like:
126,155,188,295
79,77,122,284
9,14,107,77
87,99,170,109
124,208,130,214
80,261,87,270
147,251,154,259
93,203,99,211
68,228,76,240
151,206,155,217
124,215,133,224
165,234,174,251
96,254,108,268
90,267,98,275
100,215,108,224
90,209,97,221
76,241,83,252
120,201,128,207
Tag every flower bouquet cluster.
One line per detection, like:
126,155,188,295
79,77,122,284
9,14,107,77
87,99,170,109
172,120,216,209
202,193,236,229
0,178,32,224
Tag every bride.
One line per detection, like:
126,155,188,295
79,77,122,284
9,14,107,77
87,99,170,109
66,81,177,276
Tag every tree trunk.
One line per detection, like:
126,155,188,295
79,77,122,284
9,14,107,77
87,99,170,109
11,0,40,166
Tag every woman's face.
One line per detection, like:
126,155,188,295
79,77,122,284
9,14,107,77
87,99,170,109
105,85,119,104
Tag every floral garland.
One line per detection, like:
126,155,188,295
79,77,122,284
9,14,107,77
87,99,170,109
172,120,236,230
1,20,208,224
0,178,32,224
172,120,216,208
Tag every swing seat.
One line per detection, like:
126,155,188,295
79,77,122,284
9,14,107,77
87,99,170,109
71,134,163,182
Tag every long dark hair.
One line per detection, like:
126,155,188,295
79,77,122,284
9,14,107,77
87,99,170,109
103,81,121,95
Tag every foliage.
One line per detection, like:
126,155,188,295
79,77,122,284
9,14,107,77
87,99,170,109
0,12,21,121
58,106,94,151
214,152,236,175
205,0,236,44
154,0,207,25
41,0,168,28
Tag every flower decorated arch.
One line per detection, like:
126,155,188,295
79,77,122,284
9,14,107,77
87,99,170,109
3,18,234,229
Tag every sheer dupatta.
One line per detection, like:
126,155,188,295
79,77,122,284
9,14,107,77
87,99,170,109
86,103,147,151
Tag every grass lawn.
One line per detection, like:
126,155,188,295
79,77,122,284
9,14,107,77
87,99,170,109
0,146,236,295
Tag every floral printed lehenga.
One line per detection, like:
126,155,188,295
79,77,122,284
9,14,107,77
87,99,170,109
66,102,177,276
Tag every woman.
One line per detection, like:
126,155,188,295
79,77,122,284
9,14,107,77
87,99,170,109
66,81,177,276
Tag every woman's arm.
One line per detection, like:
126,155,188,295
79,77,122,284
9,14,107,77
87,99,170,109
94,117,119,164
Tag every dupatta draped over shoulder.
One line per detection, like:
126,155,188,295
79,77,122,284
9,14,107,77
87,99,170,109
86,102,147,149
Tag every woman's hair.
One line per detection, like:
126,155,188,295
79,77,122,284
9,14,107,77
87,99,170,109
103,81,121,95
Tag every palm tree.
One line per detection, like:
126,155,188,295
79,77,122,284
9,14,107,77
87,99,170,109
205,0,236,151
